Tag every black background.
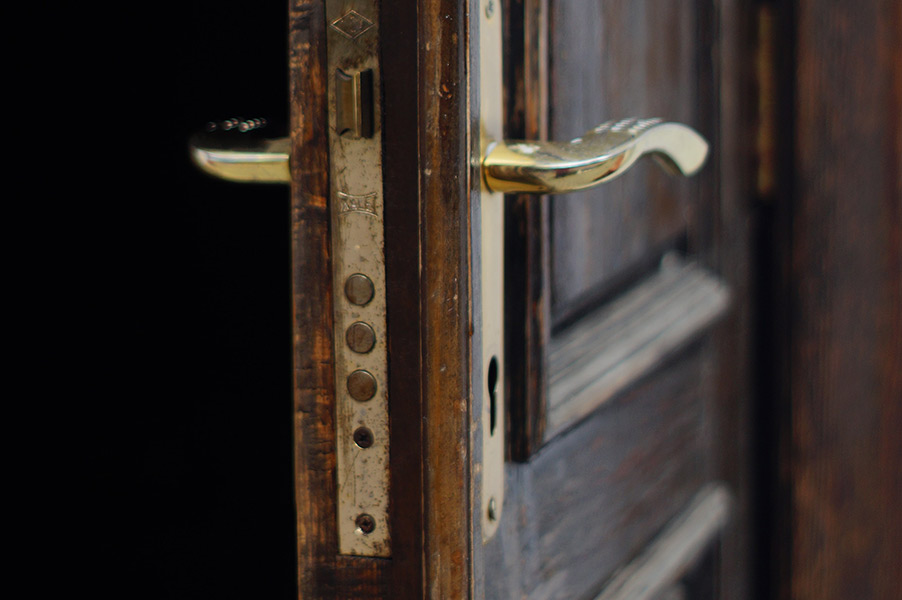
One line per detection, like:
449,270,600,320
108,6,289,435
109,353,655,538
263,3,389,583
33,2,299,597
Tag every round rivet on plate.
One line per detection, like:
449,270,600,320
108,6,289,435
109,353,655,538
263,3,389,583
345,273,375,306
347,370,377,402
346,321,376,354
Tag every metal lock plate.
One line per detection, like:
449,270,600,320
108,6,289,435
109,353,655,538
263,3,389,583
327,0,508,553
478,0,506,542
326,0,389,557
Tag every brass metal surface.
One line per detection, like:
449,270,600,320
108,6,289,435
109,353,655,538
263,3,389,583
482,118,708,194
189,135,290,183
336,68,374,138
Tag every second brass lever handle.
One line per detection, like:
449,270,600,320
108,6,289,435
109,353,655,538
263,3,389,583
189,118,290,184
482,118,708,194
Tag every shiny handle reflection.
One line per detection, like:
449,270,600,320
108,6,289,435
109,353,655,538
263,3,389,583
189,118,290,184
190,137,290,183
482,118,708,194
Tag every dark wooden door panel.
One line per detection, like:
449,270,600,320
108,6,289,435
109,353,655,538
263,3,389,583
498,0,755,598
546,259,729,440
505,0,729,439
549,0,703,323
505,0,726,454
486,348,719,600
764,1,902,598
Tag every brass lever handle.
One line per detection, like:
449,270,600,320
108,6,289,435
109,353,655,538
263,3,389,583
190,117,707,192
189,118,290,184
482,118,708,194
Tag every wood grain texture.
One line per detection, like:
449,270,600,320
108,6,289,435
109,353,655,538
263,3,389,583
504,0,551,461
548,0,702,325
484,349,713,600
786,0,902,598
702,2,758,600
499,2,759,598
418,0,473,597
547,259,730,440
593,483,730,600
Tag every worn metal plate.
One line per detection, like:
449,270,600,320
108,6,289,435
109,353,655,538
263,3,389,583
478,0,505,542
326,0,390,557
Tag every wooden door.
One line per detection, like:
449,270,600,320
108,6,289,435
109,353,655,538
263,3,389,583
290,0,755,598
762,2,902,598
488,1,754,599
56,0,899,597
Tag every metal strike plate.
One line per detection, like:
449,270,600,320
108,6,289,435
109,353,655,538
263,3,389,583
478,0,505,542
327,0,389,557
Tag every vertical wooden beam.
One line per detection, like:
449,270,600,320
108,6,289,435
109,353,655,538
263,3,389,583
382,0,425,597
785,0,902,598
418,0,474,596
504,0,550,461
708,1,758,598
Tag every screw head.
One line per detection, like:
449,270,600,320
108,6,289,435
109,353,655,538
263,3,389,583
356,513,376,534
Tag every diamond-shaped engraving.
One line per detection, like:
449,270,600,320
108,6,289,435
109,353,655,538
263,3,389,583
330,10,374,39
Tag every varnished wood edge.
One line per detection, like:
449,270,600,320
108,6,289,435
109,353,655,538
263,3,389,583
503,0,550,462
699,2,760,599
754,1,796,598
419,0,474,597
382,0,426,596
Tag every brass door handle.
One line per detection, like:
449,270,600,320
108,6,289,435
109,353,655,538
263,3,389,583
482,117,708,194
189,118,290,184
190,117,707,192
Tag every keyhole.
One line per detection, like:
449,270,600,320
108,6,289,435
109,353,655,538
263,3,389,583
487,356,499,436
